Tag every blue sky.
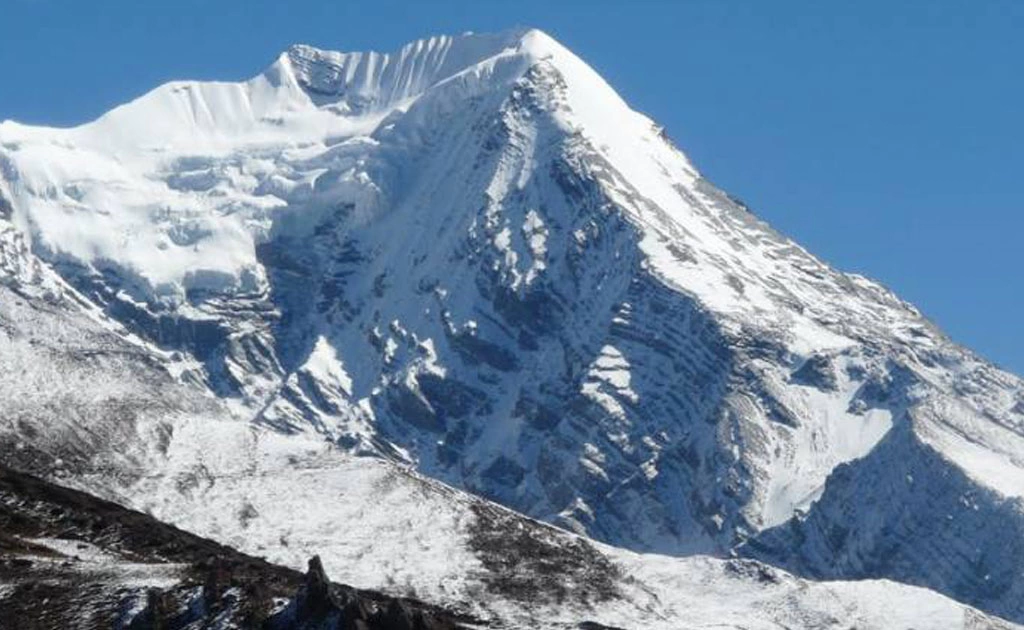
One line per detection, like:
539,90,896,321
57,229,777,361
2,0,1022,373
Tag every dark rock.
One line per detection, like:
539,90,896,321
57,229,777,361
386,381,444,432
296,554,337,621
0,465,475,630
447,328,520,372
417,373,489,422
467,501,621,606
790,353,838,391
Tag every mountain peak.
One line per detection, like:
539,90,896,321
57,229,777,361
0,29,569,151
269,28,564,113
4,25,1024,629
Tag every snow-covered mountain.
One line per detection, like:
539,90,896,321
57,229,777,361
2,28,1023,627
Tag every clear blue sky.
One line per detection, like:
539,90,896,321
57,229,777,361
3,0,1022,374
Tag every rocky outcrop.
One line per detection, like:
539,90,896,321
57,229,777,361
0,465,473,630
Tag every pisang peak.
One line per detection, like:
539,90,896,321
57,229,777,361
1,28,1023,630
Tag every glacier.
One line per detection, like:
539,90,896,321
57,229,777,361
2,27,1023,628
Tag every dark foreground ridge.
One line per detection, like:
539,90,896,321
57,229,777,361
0,465,477,629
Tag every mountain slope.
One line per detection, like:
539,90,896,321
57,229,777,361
0,464,475,629
2,28,1024,625
0,263,1009,630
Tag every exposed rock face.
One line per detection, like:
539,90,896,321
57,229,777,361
790,353,840,391
745,416,1024,623
296,555,335,619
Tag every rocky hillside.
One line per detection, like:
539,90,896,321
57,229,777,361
0,464,473,629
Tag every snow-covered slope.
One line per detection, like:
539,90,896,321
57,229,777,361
2,28,1024,626
0,464,468,630
126,424,1020,630
0,275,1010,630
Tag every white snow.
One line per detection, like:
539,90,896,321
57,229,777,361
21,538,185,589
303,336,353,394
123,420,1009,629
3,26,1024,630
759,356,895,526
